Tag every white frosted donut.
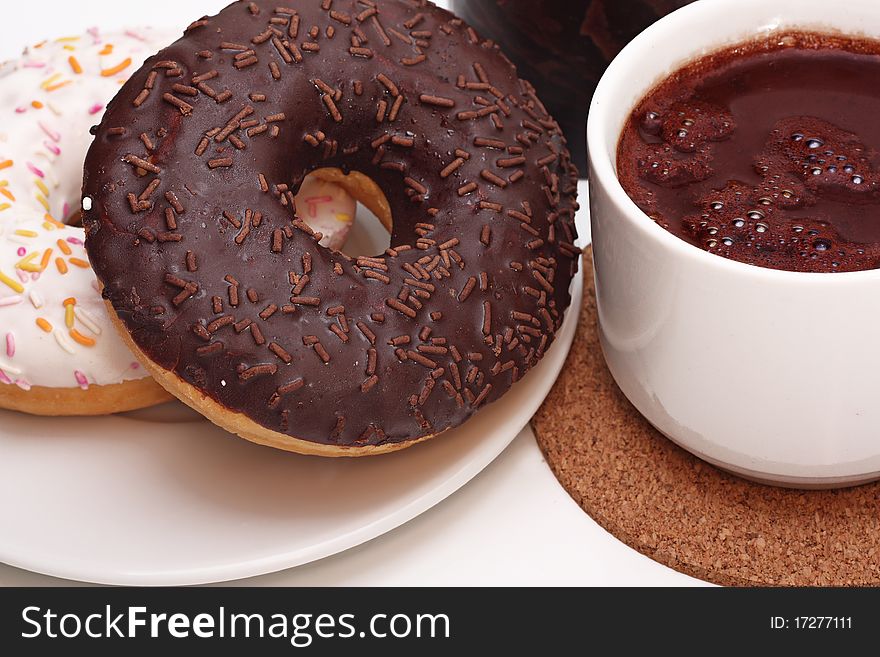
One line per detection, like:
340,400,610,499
297,174,356,251
0,28,177,414
0,28,357,414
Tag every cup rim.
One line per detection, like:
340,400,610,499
586,0,880,284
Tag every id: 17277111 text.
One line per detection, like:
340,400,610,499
770,616,852,630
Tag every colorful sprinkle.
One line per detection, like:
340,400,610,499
305,196,332,217
55,258,69,274
101,57,131,77
40,73,61,89
36,317,52,332
44,214,65,228
68,258,90,268
39,248,53,270
74,306,100,334
0,271,24,293
0,295,22,307
74,370,89,390
39,121,61,142
68,55,83,74
0,361,21,376
57,239,72,255
16,252,40,272
5,333,14,358
45,81,73,92
53,329,75,354
70,329,95,347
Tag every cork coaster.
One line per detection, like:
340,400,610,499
532,248,880,586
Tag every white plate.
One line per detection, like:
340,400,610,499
0,0,583,586
0,204,583,586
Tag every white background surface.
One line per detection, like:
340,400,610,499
0,0,701,586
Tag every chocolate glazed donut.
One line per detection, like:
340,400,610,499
83,0,580,456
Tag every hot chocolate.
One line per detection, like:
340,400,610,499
617,33,880,273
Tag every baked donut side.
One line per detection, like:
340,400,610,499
0,377,171,417
83,0,580,454
106,309,431,455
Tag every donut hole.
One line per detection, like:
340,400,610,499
301,168,392,258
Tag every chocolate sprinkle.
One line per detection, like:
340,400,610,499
162,93,194,115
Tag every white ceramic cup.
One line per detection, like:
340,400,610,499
588,0,880,487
